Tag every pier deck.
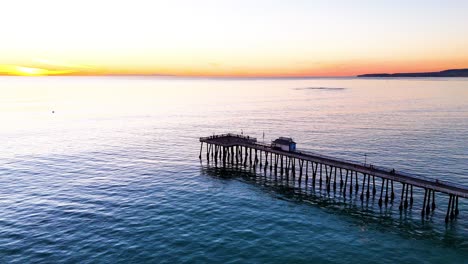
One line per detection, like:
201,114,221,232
200,134,467,198
200,133,466,223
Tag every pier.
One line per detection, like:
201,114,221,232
199,133,467,223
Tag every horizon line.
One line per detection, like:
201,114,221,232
0,74,357,78
2,67,467,78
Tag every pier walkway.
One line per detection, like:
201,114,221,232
200,133,466,223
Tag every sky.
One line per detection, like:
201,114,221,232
1,0,468,77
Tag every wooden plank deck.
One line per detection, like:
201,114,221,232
200,134,468,198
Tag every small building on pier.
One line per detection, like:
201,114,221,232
272,137,296,152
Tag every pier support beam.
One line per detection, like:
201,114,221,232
372,176,376,196
299,159,304,184
312,162,318,189
319,164,323,190
426,189,431,216
379,178,385,207
399,183,405,211
340,168,344,191
360,173,366,201
385,179,389,205
333,168,337,192
280,155,284,174
451,195,456,220
445,195,453,223
410,185,414,207
255,149,258,165
343,170,349,198
233,146,236,163
366,174,370,199
422,189,428,217
391,180,395,202
355,172,359,193
199,142,203,159
274,154,278,171
244,147,248,167
270,152,273,170
404,184,409,209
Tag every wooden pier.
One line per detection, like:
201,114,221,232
199,133,467,223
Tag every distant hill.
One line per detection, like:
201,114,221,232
357,69,468,77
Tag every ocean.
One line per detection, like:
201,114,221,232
0,76,467,263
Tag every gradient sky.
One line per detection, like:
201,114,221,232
1,0,468,76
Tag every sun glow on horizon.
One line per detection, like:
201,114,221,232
0,65,78,76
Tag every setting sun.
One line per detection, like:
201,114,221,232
16,66,45,76
0,65,77,76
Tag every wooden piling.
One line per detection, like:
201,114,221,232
320,163,323,190
199,142,203,159
391,180,395,201
410,185,414,207
422,189,428,216
340,168,344,191
366,174,371,199
312,162,318,188
399,183,405,211
299,159,304,183
385,179,389,205
360,173,366,201
379,178,385,207
445,195,452,223
344,169,349,197
450,195,456,220
426,189,431,215
404,184,409,209
372,175,376,196
355,172,359,192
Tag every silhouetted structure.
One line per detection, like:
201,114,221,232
358,68,468,77
199,134,466,224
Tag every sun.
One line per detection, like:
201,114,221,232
16,66,47,76
0,65,77,76
0,65,48,76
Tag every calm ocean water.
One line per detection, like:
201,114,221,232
0,77,467,263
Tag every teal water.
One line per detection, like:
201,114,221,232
0,77,467,263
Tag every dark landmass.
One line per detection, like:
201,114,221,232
357,68,468,78
294,87,346,91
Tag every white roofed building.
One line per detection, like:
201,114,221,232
272,137,296,152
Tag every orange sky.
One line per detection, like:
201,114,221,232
1,1,468,77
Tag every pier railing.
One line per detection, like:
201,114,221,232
292,147,467,191
200,133,257,142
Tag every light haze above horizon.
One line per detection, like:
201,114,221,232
1,0,468,77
